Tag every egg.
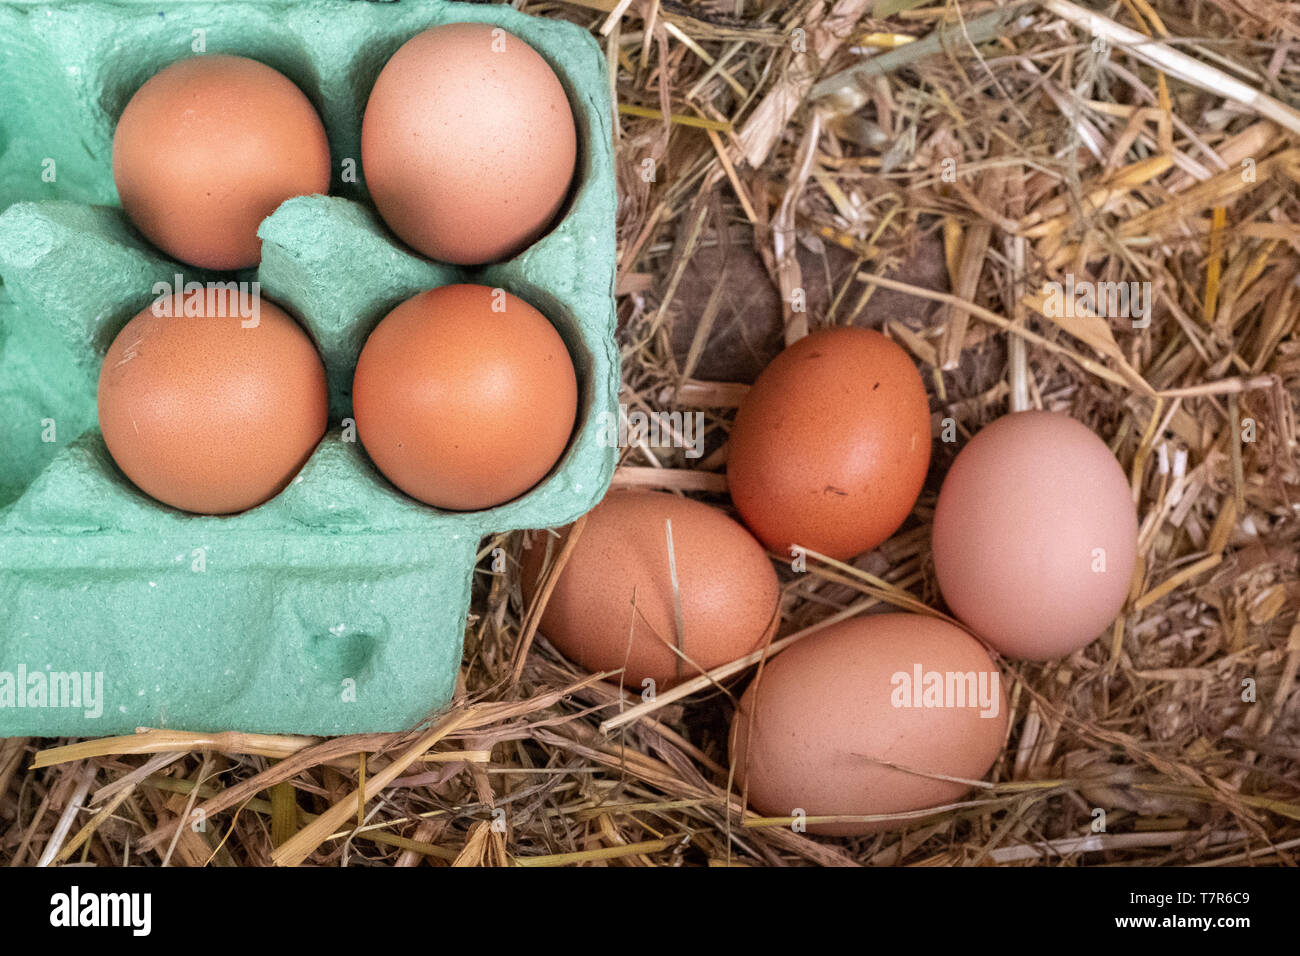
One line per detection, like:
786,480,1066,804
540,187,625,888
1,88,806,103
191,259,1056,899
113,55,331,270
931,411,1138,660
98,290,327,514
730,613,1008,836
726,327,931,561
360,22,577,265
352,284,576,511
520,490,780,690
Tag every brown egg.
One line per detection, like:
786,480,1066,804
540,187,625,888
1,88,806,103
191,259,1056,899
726,327,932,562
360,23,577,265
98,290,327,514
730,613,1008,836
521,490,780,690
932,411,1138,660
352,284,576,511
113,55,331,270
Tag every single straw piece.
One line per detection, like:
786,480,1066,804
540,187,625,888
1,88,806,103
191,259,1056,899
664,517,687,682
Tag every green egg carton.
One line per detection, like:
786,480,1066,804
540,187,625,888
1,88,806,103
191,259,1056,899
0,0,619,735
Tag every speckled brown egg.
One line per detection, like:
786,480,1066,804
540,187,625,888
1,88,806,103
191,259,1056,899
932,411,1139,660
361,22,577,265
730,613,1008,836
98,290,327,514
521,490,781,690
352,284,577,511
113,55,331,270
726,327,932,562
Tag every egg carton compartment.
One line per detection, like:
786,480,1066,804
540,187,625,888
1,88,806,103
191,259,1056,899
0,0,618,735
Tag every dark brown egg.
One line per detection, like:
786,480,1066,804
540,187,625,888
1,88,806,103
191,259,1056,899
726,327,932,562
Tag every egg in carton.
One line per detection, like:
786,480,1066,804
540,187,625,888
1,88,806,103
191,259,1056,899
0,0,618,735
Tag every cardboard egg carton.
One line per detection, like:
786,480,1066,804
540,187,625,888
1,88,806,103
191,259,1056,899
0,0,618,735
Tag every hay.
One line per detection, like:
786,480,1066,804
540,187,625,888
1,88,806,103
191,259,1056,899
3,0,1299,867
